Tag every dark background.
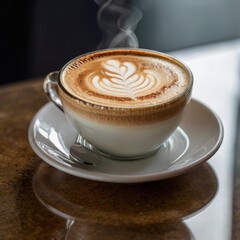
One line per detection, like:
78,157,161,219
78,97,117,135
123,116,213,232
1,0,240,85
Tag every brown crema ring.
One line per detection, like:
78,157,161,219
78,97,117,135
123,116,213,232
59,87,192,125
59,49,193,107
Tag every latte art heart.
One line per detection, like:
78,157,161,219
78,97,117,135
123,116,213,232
88,60,164,99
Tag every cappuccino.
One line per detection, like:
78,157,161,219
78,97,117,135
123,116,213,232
45,49,193,159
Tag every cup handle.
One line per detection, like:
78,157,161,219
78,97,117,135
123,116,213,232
43,71,64,112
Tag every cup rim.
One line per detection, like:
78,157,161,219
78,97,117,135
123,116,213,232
58,48,193,110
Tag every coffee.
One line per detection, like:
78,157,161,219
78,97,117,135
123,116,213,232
45,48,193,159
61,49,190,109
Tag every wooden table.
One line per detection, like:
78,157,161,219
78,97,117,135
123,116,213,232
1,40,239,239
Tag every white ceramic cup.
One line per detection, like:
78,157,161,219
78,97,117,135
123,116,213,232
44,48,193,160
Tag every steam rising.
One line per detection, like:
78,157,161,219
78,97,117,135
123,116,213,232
95,0,142,49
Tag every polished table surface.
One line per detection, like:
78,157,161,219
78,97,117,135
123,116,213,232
1,40,240,239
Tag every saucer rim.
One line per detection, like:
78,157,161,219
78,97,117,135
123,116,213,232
28,98,224,183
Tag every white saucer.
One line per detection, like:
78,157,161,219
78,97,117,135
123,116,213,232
28,99,223,183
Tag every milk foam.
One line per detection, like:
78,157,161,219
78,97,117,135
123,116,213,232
61,49,191,108
90,59,163,99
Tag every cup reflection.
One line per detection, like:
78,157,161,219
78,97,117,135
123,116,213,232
32,162,218,239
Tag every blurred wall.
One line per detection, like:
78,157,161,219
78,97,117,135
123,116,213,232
1,1,33,85
134,0,240,52
1,0,240,85
1,0,100,85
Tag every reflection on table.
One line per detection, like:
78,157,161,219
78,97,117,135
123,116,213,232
33,162,217,239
